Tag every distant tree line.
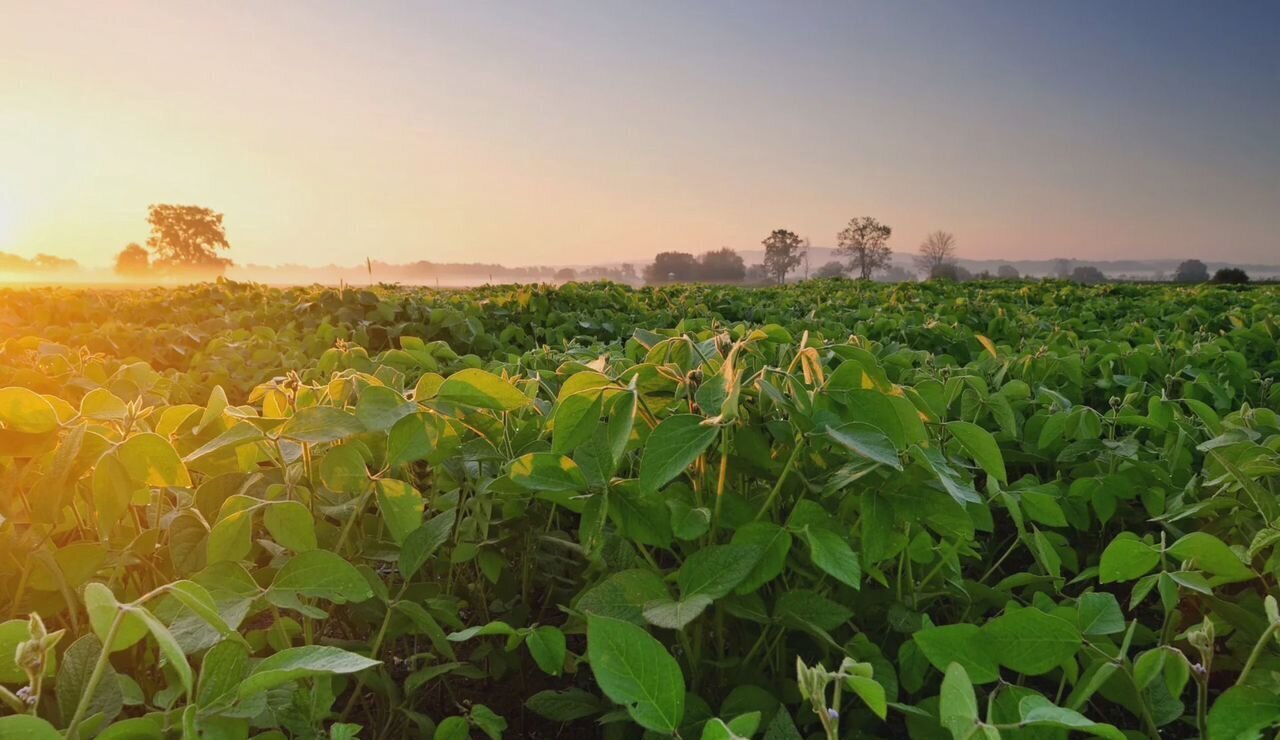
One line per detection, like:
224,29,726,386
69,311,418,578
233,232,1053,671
0,252,80,274
115,204,233,278
643,248,748,284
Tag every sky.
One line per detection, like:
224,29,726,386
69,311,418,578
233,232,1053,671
1,0,1277,268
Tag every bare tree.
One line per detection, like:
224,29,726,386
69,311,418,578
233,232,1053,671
762,229,805,285
836,217,892,280
915,230,957,277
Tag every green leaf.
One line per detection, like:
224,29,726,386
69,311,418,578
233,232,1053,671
279,407,366,443
355,385,416,431
803,526,861,589
437,368,531,411
119,433,192,487
446,621,517,642
399,510,456,580
319,444,370,494
0,387,58,433
129,604,194,696
639,414,718,494
525,688,605,722
92,453,135,538
526,625,567,676
374,479,425,545
677,544,761,601
913,624,1000,684
206,496,257,564
984,606,1082,675
762,710,804,740
85,581,148,653
183,423,265,463
1018,695,1124,739
773,589,852,632
57,634,122,726
1098,533,1161,583
668,499,712,541
237,646,381,697
1207,685,1280,740
510,453,588,492
702,717,750,740
433,716,470,740
576,569,671,625
197,639,250,709
947,421,1007,483
1076,592,1125,636
270,550,373,604
1167,532,1254,583
939,662,979,740
586,615,685,733
825,423,902,470
0,716,62,740
97,717,163,740
262,501,317,551
163,580,242,643
845,674,887,720
909,445,982,505
731,522,792,593
552,389,605,454
642,595,713,630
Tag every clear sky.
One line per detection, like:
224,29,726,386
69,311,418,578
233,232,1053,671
1,1,1277,267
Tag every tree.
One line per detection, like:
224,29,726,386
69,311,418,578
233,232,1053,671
1212,267,1249,284
915,230,957,276
930,263,970,282
644,251,700,284
762,229,805,285
697,248,746,283
878,265,917,283
1051,258,1072,279
115,243,150,277
554,267,577,283
1070,265,1107,284
744,264,770,284
836,217,893,280
996,264,1020,279
1174,259,1209,283
145,204,232,273
814,261,848,279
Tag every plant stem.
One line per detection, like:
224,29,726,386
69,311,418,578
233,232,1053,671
65,610,124,739
0,685,25,713
753,436,805,522
1235,623,1278,688
710,425,730,539
340,585,406,721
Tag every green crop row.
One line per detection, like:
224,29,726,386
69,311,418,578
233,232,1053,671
0,279,1278,739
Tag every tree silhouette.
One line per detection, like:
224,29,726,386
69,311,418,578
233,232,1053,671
146,204,232,273
815,261,848,279
644,252,700,284
698,248,746,283
1211,267,1249,284
762,229,804,285
1174,259,1209,283
915,230,957,276
114,243,150,277
836,217,893,280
